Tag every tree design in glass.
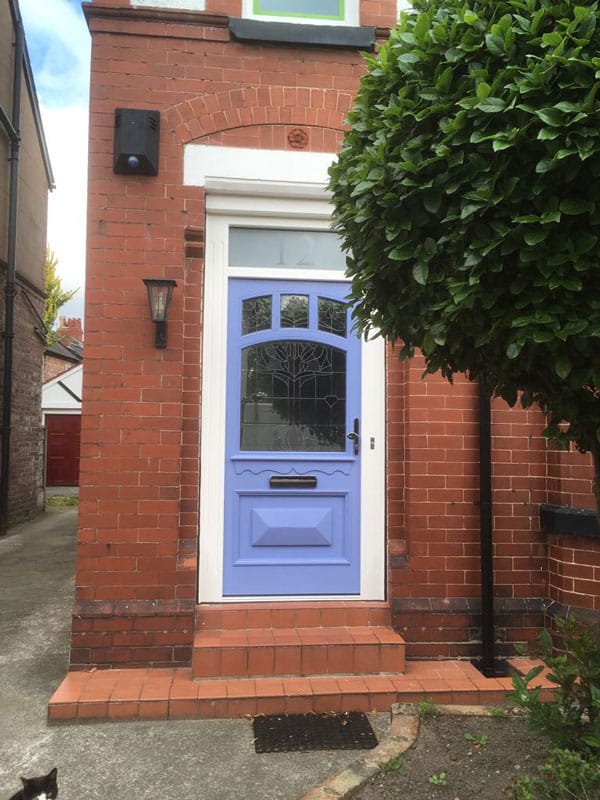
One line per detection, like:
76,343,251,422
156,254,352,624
280,294,309,328
241,340,346,451
318,297,347,337
242,295,272,335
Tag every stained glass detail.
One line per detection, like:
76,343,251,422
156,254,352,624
242,295,272,335
240,340,346,452
281,295,309,328
318,297,347,337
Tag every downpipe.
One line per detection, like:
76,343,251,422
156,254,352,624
478,378,495,673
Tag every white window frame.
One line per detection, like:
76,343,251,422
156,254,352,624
131,0,205,10
242,0,359,27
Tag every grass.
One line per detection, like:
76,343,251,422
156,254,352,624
46,494,78,507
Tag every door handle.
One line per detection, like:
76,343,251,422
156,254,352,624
346,418,359,456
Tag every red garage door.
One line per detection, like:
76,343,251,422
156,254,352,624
46,415,81,486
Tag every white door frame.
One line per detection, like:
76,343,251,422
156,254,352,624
187,146,385,602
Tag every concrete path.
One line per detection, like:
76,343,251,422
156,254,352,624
0,508,394,800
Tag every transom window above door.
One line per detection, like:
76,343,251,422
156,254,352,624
229,227,347,270
242,0,359,26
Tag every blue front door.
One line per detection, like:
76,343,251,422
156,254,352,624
223,279,361,596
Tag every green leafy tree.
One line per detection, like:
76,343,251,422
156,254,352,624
329,0,600,510
44,248,78,346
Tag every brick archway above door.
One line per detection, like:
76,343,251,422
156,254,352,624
169,86,353,145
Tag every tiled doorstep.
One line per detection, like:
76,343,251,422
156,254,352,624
47,658,555,723
192,626,406,678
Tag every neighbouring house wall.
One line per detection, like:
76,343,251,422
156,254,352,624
0,3,50,527
0,2,13,260
44,317,84,382
15,86,48,290
44,355,80,383
9,281,46,522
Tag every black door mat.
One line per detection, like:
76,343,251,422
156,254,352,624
253,711,378,753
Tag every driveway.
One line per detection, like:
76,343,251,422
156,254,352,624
0,507,389,800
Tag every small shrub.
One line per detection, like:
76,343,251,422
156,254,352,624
508,617,600,756
417,698,439,718
511,748,600,800
378,755,406,774
428,772,447,786
464,732,488,747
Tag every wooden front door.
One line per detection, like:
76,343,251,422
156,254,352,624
46,415,81,486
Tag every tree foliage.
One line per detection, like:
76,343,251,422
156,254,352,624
44,248,78,346
329,0,600,506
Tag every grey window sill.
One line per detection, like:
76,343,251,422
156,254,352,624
229,18,376,50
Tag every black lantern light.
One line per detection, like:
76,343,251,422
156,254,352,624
143,278,177,348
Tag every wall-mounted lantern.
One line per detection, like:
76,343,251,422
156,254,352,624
143,278,177,349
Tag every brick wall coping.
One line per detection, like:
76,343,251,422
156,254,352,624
392,597,546,614
73,599,195,618
540,503,600,539
83,3,229,28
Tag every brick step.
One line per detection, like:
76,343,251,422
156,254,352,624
192,626,406,679
48,659,549,723
195,601,392,632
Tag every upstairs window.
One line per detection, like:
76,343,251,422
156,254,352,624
243,0,359,26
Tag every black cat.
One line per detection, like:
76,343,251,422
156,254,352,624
7,768,58,800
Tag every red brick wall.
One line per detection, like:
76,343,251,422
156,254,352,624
87,0,398,28
75,1,598,668
547,446,595,511
388,355,550,657
548,534,600,613
75,2,400,668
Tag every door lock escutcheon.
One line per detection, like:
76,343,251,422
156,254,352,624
346,417,359,455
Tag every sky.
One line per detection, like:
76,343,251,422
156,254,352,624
19,0,90,325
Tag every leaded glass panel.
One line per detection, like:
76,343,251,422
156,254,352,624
240,340,346,452
242,295,272,334
318,297,347,337
281,294,309,328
